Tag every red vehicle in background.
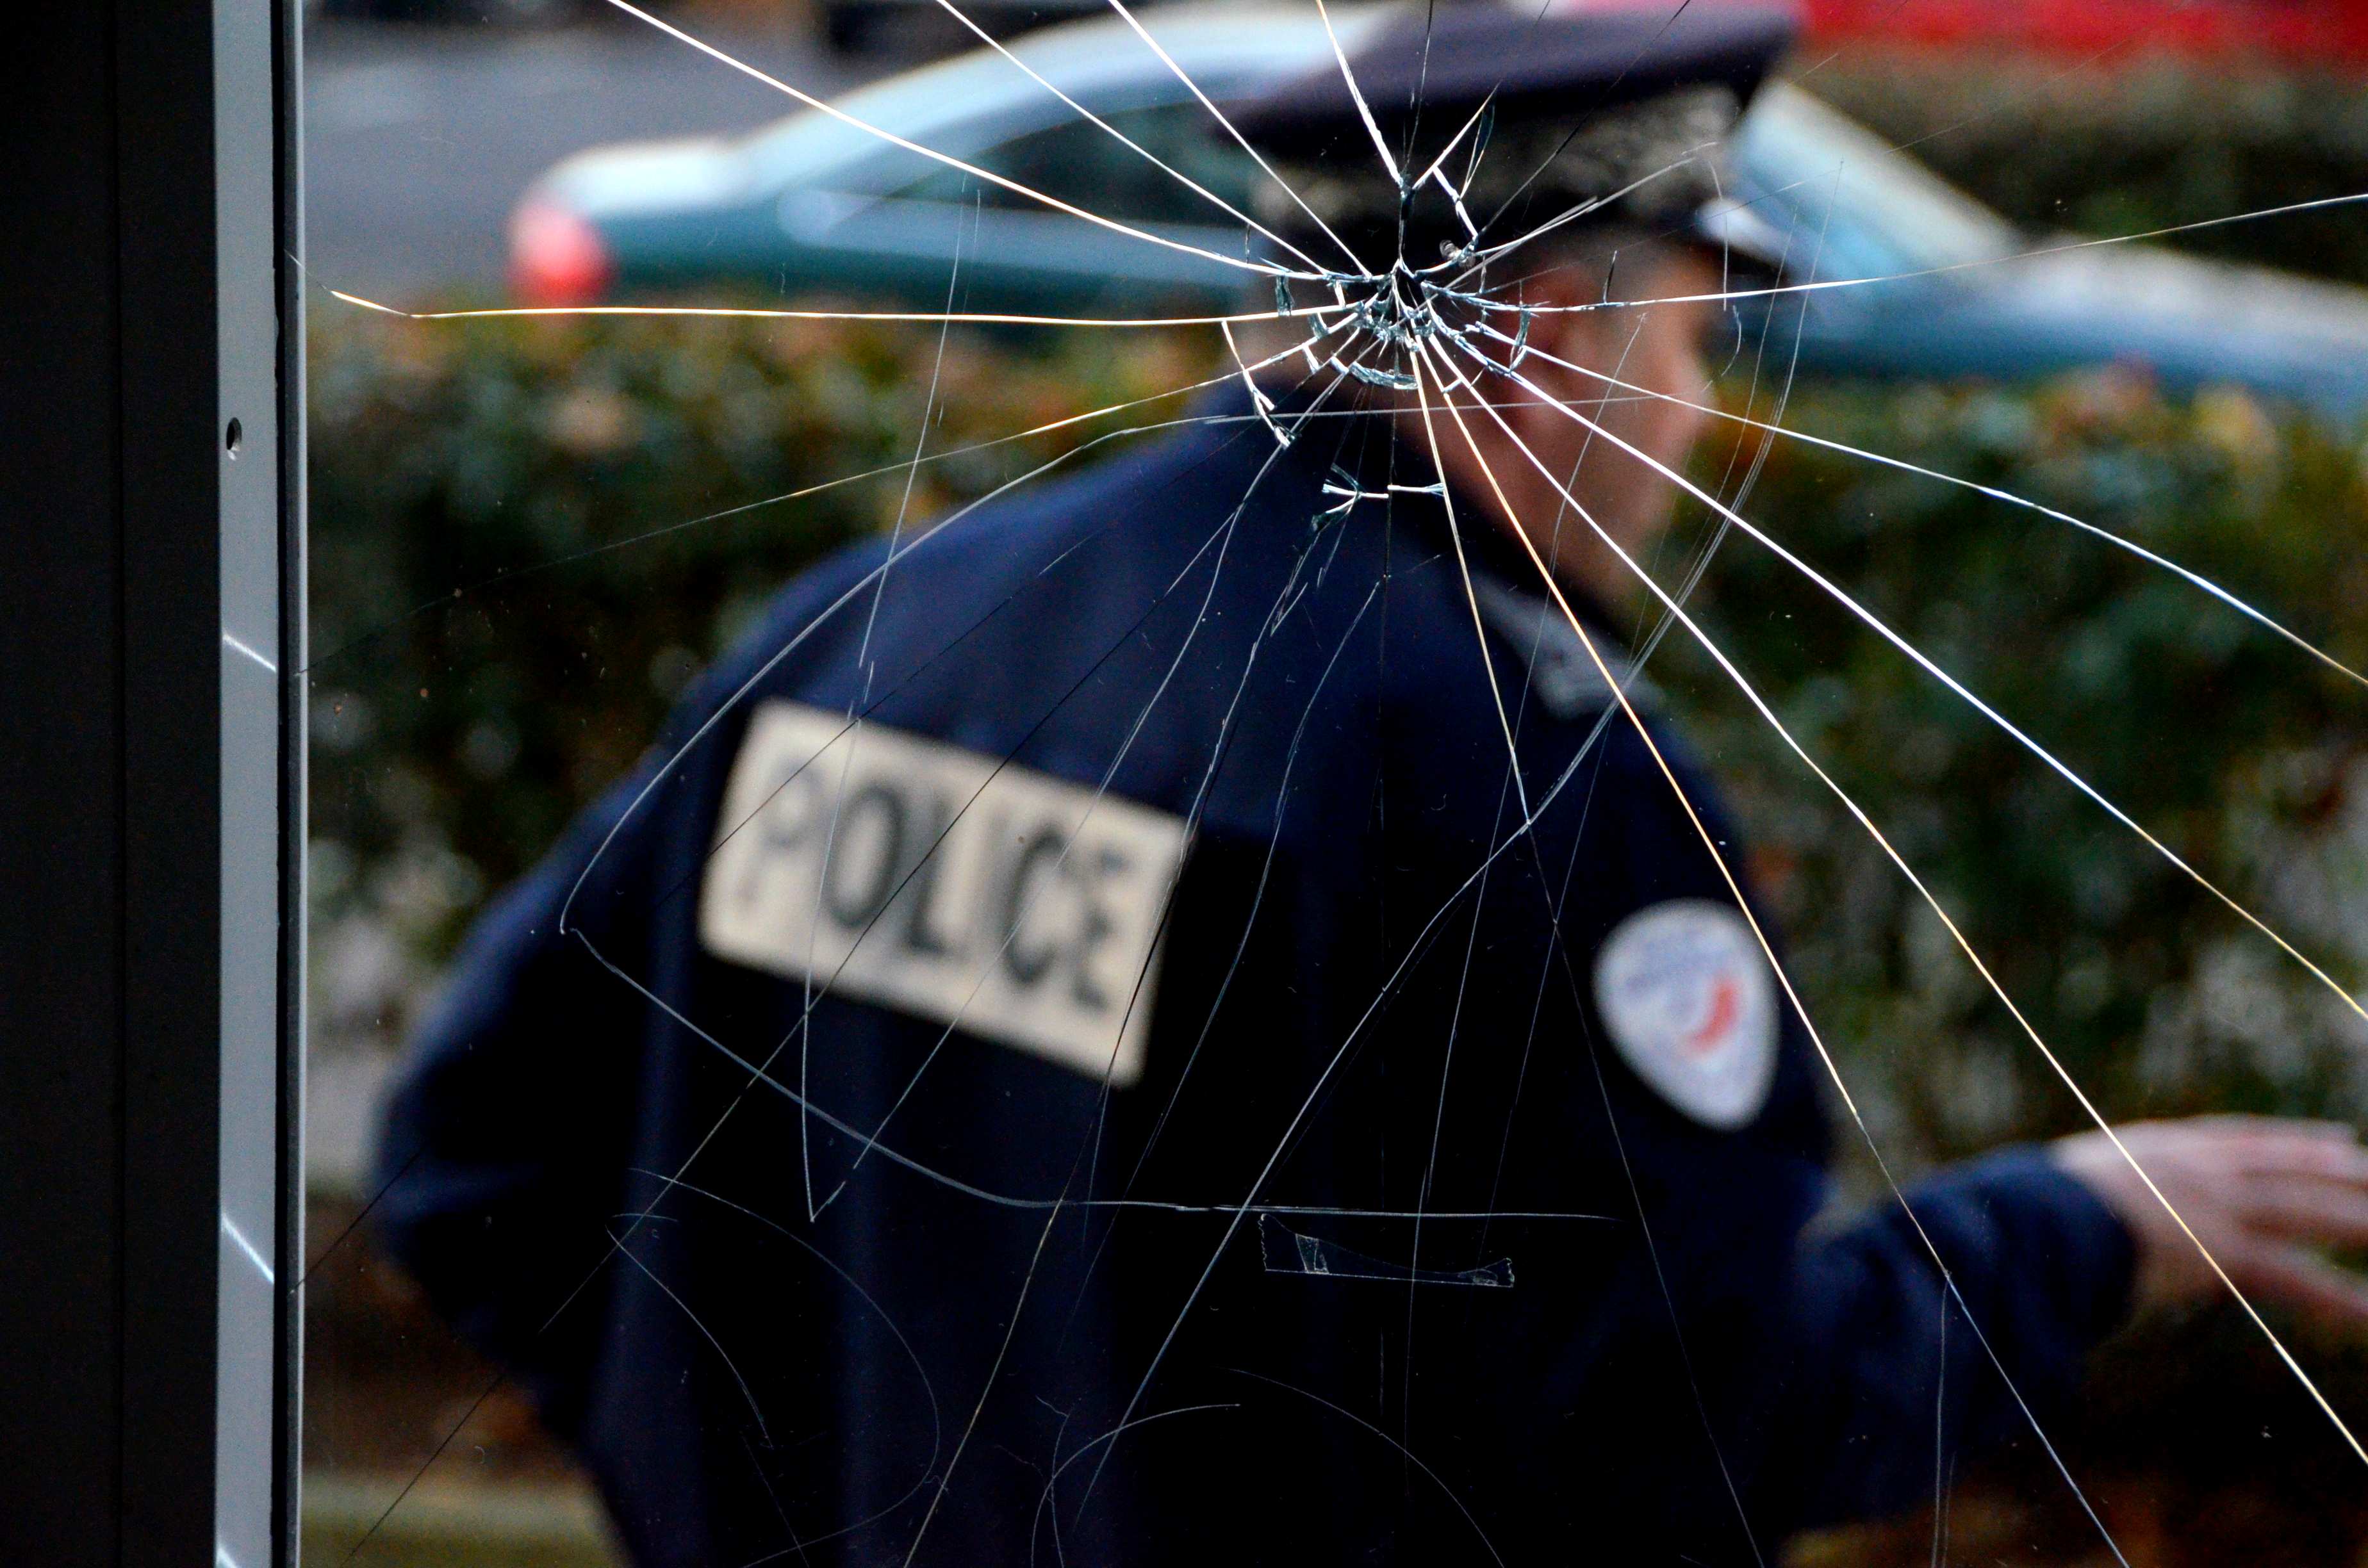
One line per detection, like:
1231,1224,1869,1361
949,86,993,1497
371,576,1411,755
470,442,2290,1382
816,0,2368,68
1793,0,2368,68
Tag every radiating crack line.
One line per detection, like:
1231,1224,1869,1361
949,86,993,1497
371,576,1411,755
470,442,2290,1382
1469,344,2368,1028
596,0,1311,281
328,289,1309,331
1097,0,1373,276
1472,325,2368,690
1311,0,1405,190
910,0,1344,281
1425,325,2368,1477
1414,330,2137,1560
1478,188,2368,312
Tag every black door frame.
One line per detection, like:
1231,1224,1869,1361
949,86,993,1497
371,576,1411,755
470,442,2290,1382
2,3,304,1562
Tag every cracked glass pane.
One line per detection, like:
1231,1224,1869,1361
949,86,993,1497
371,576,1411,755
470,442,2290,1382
302,3,2368,1564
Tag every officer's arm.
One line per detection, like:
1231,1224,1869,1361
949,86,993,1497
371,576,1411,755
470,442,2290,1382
1773,1145,2135,1526
1778,1117,2368,1526
371,759,668,1432
1531,730,2137,1531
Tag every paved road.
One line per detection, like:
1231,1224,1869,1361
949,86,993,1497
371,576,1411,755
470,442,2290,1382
306,18,868,302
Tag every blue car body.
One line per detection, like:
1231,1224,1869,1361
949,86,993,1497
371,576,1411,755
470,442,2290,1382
519,3,2368,414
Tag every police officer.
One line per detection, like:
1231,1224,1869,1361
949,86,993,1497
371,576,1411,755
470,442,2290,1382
377,4,2368,1563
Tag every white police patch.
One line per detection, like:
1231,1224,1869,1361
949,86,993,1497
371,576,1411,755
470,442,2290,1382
1591,899,1779,1129
699,701,1188,1086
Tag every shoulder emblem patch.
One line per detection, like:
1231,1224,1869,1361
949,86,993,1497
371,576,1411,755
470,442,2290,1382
699,701,1189,1086
1591,899,1779,1129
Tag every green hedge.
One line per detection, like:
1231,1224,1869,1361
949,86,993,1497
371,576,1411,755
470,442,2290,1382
1679,375,2368,1163
312,311,2368,1150
310,310,2368,1542
307,311,1200,964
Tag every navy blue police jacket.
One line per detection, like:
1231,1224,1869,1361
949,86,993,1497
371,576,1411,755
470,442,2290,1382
377,388,2133,1565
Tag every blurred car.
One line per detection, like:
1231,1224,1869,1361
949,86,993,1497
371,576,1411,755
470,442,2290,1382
513,4,1388,310
813,0,2368,67
511,1,2368,414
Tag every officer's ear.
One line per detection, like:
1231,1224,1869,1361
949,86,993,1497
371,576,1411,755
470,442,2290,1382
1496,259,1623,453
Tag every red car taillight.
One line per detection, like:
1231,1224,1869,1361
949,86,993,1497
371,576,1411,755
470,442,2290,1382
509,200,615,307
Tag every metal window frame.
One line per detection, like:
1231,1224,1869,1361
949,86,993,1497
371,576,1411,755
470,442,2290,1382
1,2,303,1562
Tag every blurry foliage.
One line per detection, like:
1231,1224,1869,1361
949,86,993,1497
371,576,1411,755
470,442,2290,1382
1668,369,2368,1561
312,309,2368,1158
1679,372,2368,1171
307,310,1206,1045
1807,50,2368,288
311,298,2368,1558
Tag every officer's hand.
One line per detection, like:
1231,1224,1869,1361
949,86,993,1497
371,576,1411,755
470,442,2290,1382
2051,1116,2368,1324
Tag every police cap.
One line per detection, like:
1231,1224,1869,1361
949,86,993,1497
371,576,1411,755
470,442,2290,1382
1231,0,1798,260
